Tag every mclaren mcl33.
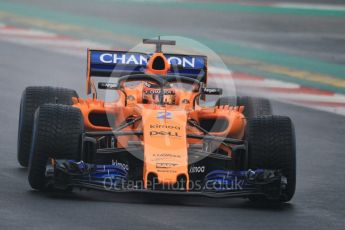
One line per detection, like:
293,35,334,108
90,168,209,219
18,39,296,203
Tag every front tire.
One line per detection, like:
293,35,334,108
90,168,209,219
17,86,78,167
246,116,296,202
28,104,83,191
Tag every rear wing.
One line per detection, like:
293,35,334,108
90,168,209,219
86,49,207,94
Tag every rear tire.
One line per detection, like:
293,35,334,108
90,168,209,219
246,116,296,202
216,96,272,118
17,86,78,167
28,104,83,191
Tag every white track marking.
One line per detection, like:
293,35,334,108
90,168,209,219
273,3,345,11
237,90,345,103
280,100,345,116
235,79,300,89
0,25,109,57
0,28,57,37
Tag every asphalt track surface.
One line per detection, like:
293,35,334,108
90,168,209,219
0,1,345,229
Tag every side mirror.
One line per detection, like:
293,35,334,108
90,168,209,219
201,87,223,95
98,82,120,90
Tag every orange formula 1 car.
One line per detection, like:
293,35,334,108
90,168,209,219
17,39,296,202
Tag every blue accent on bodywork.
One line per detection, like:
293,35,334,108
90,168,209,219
64,161,128,187
203,170,264,192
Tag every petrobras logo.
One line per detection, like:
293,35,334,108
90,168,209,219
157,111,172,120
92,51,204,69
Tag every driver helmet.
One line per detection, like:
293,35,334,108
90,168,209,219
142,81,176,105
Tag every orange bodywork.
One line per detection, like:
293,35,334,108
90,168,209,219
72,89,246,189
77,50,246,189
146,52,170,75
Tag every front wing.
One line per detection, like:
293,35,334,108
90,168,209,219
48,161,286,199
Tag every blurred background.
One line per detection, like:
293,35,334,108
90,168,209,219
0,0,344,229
1,0,344,113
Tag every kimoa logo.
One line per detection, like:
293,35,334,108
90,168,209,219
99,53,196,68
111,160,129,171
150,124,180,130
189,166,205,173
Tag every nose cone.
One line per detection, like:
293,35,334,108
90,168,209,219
141,108,189,188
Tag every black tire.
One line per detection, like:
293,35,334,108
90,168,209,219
28,104,83,191
17,86,78,167
246,116,296,202
216,96,272,118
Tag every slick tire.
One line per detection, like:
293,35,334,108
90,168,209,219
246,116,296,202
28,104,83,191
216,96,272,118
17,86,78,167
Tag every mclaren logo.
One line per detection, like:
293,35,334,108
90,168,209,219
157,111,172,120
